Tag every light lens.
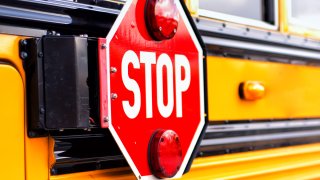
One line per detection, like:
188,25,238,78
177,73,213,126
145,0,180,40
148,129,182,178
239,81,265,100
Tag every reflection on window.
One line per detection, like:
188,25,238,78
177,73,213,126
199,0,264,21
290,0,320,29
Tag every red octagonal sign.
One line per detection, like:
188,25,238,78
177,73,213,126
100,0,205,179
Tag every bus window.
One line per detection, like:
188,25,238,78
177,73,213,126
288,0,320,30
198,0,278,30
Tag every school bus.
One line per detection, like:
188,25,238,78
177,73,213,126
2,0,320,179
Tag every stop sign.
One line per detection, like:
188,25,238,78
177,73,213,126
99,0,205,179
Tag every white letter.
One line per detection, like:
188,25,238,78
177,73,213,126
140,51,156,118
121,50,141,119
157,53,174,118
175,54,191,117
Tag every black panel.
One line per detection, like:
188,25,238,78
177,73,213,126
87,39,100,127
43,36,89,129
22,38,47,137
50,129,128,175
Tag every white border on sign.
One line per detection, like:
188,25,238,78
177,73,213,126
105,0,205,179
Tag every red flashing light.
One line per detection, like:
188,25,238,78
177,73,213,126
145,0,180,41
148,129,183,178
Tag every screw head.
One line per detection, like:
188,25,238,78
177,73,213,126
20,40,27,46
20,52,28,59
103,116,109,122
38,52,43,58
110,67,117,73
111,93,118,100
40,108,45,114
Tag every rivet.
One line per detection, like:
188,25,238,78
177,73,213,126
20,52,28,59
40,108,45,114
38,52,43,58
110,67,117,73
111,93,118,100
103,116,109,122
20,40,28,46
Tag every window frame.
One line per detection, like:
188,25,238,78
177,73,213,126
198,0,279,30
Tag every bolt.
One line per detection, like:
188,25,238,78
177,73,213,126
103,116,109,122
28,131,36,137
59,129,64,132
51,168,57,175
20,51,28,59
38,52,43,58
159,26,162,31
40,108,45,114
80,34,88,37
47,31,57,36
111,93,118,100
173,28,177,33
101,43,107,49
110,67,117,73
20,39,28,46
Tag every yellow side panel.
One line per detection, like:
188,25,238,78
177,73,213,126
184,143,320,180
50,168,135,180
25,137,49,180
0,34,26,77
0,34,49,180
207,56,320,120
0,65,25,179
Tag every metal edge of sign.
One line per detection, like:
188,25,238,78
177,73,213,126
105,0,207,179
106,0,143,179
178,0,209,175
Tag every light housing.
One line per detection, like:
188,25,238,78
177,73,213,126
148,129,183,178
145,0,180,41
